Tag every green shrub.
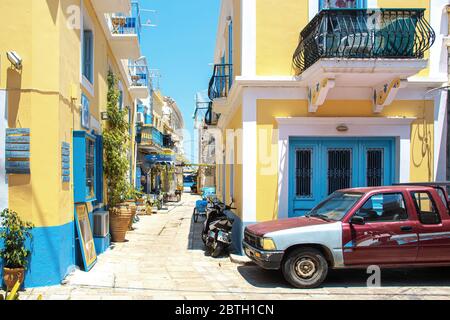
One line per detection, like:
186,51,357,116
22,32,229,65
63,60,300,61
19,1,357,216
0,209,33,269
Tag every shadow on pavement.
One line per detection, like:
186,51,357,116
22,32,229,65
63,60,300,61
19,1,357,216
187,207,207,252
237,265,450,289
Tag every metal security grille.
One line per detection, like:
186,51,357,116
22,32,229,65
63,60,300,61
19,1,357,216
296,149,312,197
367,149,384,187
328,149,352,194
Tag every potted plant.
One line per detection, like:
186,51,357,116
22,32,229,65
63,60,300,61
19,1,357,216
103,71,133,242
124,186,143,231
0,209,33,291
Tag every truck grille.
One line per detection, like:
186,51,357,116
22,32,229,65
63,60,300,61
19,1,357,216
244,229,261,249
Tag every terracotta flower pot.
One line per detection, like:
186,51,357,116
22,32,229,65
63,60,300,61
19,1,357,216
126,201,137,231
109,205,132,243
3,267,25,291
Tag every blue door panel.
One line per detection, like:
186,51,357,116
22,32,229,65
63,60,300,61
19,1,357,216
289,138,395,218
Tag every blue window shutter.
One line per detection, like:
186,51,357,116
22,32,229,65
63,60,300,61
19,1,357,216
95,134,103,204
83,30,93,82
119,91,123,110
73,131,87,203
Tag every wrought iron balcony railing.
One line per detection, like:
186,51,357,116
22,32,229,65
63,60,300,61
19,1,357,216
293,8,435,74
129,63,149,87
208,64,233,100
163,134,175,149
205,102,220,126
109,2,142,41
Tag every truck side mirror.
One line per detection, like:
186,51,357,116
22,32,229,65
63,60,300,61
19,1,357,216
350,216,365,225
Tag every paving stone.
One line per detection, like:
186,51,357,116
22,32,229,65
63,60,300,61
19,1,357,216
28,193,450,300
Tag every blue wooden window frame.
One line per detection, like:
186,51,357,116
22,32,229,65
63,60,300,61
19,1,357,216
81,94,90,129
319,0,367,10
82,30,93,83
94,134,103,204
73,131,97,203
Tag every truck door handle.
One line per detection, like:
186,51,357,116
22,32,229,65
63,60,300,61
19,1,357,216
400,226,413,232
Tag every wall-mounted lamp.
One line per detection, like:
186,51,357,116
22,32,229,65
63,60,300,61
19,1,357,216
336,124,349,132
101,112,109,121
6,51,22,70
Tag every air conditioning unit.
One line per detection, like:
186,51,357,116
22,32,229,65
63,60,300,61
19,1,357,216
136,112,144,124
93,210,109,237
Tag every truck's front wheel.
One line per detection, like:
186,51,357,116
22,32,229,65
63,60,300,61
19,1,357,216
282,248,328,289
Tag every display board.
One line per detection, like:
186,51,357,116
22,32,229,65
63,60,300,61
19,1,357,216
74,203,97,271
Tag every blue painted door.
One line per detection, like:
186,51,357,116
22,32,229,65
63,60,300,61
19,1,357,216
289,138,394,217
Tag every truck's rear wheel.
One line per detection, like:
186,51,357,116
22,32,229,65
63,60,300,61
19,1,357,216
282,248,328,289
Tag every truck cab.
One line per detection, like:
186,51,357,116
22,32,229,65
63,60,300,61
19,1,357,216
243,183,450,289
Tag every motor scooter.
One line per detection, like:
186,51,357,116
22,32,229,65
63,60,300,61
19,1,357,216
202,200,235,257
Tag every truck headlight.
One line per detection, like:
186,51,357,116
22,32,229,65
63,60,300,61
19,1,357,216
259,238,276,251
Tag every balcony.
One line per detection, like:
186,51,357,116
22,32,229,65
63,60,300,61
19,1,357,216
91,0,131,14
104,2,142,60
128,63,150,99
138,126,164,151
163,134,175,149
208,64,233,100
293,8,435,76
205,102,220,126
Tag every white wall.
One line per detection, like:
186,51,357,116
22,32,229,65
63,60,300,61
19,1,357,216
0,89,8,210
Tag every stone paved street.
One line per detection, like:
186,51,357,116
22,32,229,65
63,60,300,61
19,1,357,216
21,194,450,300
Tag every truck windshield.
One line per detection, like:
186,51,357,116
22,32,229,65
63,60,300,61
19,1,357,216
307,192,363,221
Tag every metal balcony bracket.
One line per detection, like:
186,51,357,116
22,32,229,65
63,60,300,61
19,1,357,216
308,78,335,113
373,78,407,113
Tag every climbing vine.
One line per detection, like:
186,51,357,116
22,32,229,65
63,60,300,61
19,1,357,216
103,71,131,208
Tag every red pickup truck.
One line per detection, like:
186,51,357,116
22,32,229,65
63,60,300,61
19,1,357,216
244,183,450,289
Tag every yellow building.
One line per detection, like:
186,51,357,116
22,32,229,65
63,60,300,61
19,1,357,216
207,0,449,254
0,0,150,286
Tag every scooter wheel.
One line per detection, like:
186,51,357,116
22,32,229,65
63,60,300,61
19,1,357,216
211,243,224,258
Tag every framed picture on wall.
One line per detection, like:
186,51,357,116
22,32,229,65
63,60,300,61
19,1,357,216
75,203,97,271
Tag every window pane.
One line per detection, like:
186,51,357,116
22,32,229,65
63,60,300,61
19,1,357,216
86,138,95,199
328,149,351,194
322,0,358,9
83,30,93,82
412,192,441,225
356,193,407,222
309,192,363,221
296,149,312,197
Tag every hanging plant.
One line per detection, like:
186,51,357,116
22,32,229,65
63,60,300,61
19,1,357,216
103,71,131,209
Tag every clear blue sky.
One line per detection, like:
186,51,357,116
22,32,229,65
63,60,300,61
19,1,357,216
138,0,221,163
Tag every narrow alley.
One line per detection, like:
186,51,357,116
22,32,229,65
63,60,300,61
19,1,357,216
21,194,450,300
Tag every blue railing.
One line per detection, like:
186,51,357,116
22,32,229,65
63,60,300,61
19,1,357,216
110,2,142,42
129,63,149,87
139,126,163,147
152,127,163,147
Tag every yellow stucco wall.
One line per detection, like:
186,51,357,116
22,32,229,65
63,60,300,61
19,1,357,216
231,0,242,77
0,0,137,227
255,0,432,77
256,0,309,76
224,106,243,219
255,99,435,223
